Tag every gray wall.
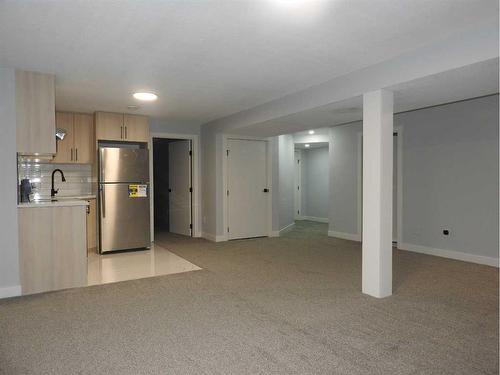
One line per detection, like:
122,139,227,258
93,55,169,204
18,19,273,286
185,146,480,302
271,137,280,231
400,95,498,258
278,135,295,230
200,126,225,239
200,126,217,237
271,135,295,231
301,147,329,219
328,94,498,260
0,67,20,296
329,122,362,235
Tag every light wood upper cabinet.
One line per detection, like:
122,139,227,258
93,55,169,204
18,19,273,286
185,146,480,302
73,113,94,164
52,112,74,163
52,112,94,164
124,114,149,142
95,111,149,142
16,70,56,154
95,112,124,141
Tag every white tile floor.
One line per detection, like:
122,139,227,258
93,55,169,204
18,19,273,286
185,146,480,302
87,242,201,286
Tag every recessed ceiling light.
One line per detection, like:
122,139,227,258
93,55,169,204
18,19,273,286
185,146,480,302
304,144,310,148
308,130,315,135
133,92,158,101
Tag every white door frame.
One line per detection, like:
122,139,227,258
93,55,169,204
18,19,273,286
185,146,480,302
294,150,302,220
222,134,273,241
149,132,201,241
357,126,403,244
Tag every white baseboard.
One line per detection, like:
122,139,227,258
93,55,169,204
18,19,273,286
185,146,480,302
270,222,295,237
300,216,329,223
280,222,295,235
201,232,226,242
398,242,499,267
0,285,21,299
328,230,361,242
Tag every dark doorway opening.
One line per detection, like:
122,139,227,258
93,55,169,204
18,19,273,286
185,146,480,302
153,138,193,238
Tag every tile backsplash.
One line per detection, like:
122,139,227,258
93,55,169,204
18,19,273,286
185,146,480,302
18,161,92,199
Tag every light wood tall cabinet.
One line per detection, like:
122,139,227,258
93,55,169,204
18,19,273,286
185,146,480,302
95,112,149,142
16,70,56,154
52,112,94,164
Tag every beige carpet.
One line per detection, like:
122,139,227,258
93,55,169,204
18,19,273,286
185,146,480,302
0,221,498,374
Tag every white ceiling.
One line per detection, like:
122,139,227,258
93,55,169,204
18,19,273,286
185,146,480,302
0,0,497,124
233,58,499,137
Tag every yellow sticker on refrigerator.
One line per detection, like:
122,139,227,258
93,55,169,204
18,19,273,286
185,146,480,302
129,184,147,198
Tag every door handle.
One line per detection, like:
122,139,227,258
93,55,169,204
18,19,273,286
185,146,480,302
125,126,127,139
70,148,73,161
100,186,106,218
75,148,78,161
263,188,269,193
121,126,123,139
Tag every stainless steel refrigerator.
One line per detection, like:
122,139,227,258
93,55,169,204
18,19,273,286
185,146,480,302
98,146,151,253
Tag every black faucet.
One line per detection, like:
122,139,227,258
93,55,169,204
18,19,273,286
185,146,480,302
51,169,66,197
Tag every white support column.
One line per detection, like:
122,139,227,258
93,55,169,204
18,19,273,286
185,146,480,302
362,89,393,298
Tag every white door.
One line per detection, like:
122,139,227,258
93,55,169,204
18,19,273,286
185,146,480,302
294,150,301,219
227,139,268,240
168,140,192,236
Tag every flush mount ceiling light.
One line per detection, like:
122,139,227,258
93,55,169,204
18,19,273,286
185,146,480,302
308,130,315,135
133,92,158,101
304,144,310,148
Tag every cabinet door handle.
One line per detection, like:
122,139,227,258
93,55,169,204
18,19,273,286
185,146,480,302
121,126,123,139
70,148,73,161
76,148,78,161
125,126,127,139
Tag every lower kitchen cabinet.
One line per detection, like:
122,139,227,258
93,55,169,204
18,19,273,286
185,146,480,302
18,204,88,295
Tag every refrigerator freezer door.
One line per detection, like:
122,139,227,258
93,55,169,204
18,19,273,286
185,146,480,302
100,147,149,183
99,183,150,253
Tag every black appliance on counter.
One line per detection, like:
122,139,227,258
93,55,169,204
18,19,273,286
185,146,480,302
20,178,32,203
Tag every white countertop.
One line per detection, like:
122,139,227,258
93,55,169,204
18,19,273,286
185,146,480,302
18,199,90,208
55,195,96,200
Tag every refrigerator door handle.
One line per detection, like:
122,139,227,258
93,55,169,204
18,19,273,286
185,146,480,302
100,185,106,218
99,148,104,182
